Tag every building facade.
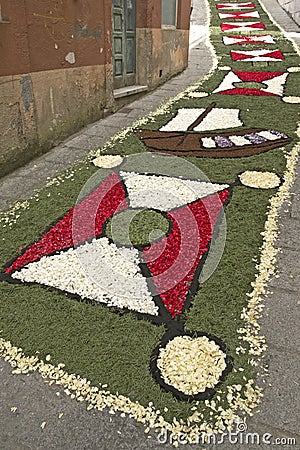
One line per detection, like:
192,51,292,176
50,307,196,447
0,0,191,177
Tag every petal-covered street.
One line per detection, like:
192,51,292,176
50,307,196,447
0,0,299,448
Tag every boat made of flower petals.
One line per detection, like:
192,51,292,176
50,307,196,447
137,127,291,158
137,102,291,158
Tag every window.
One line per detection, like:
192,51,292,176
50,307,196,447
162,0,177,27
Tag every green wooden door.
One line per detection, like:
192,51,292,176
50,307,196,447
112,0,136,89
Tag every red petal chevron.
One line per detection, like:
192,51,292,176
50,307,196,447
6,172,128,274
231,51,257,60
235,70,285,82
218,88,277,96
142,190,230,318
223,35,274,45
231,50,284,61
219,11,259,19
221,22,265,31
216,2,255,9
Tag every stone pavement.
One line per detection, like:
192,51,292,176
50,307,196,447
0,1,299,449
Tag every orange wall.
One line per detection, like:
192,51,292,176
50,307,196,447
0,0,191,77
136,0,191,29
0,0,191,177
0,0,112,76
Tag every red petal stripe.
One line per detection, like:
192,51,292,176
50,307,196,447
142,190,230,318
216,2,255,8
221,22,265,31
231,50,284,60
235,70,284,82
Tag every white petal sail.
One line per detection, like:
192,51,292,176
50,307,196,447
120,172,229,211
213,72,242,94
194,108,242,131
159,108,243,132
12,237,159,316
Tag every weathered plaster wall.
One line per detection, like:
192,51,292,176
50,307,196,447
277,0,300,25
0,75,38,174
0,65,110,177
31,65,109,146
176,0,192,30
0,0,112,178
136,28,189,87
136,0,162,29
0,0,109,76
0,0,191,178
0,2,31,76
136,0,191,88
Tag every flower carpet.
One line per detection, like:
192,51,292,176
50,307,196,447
0,0,299,444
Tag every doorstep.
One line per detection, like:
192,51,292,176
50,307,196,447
113,85,148,99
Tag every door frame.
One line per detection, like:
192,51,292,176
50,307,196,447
112,0,136,89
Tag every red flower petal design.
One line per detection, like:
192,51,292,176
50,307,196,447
142,190,230,317
6,172,127,274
